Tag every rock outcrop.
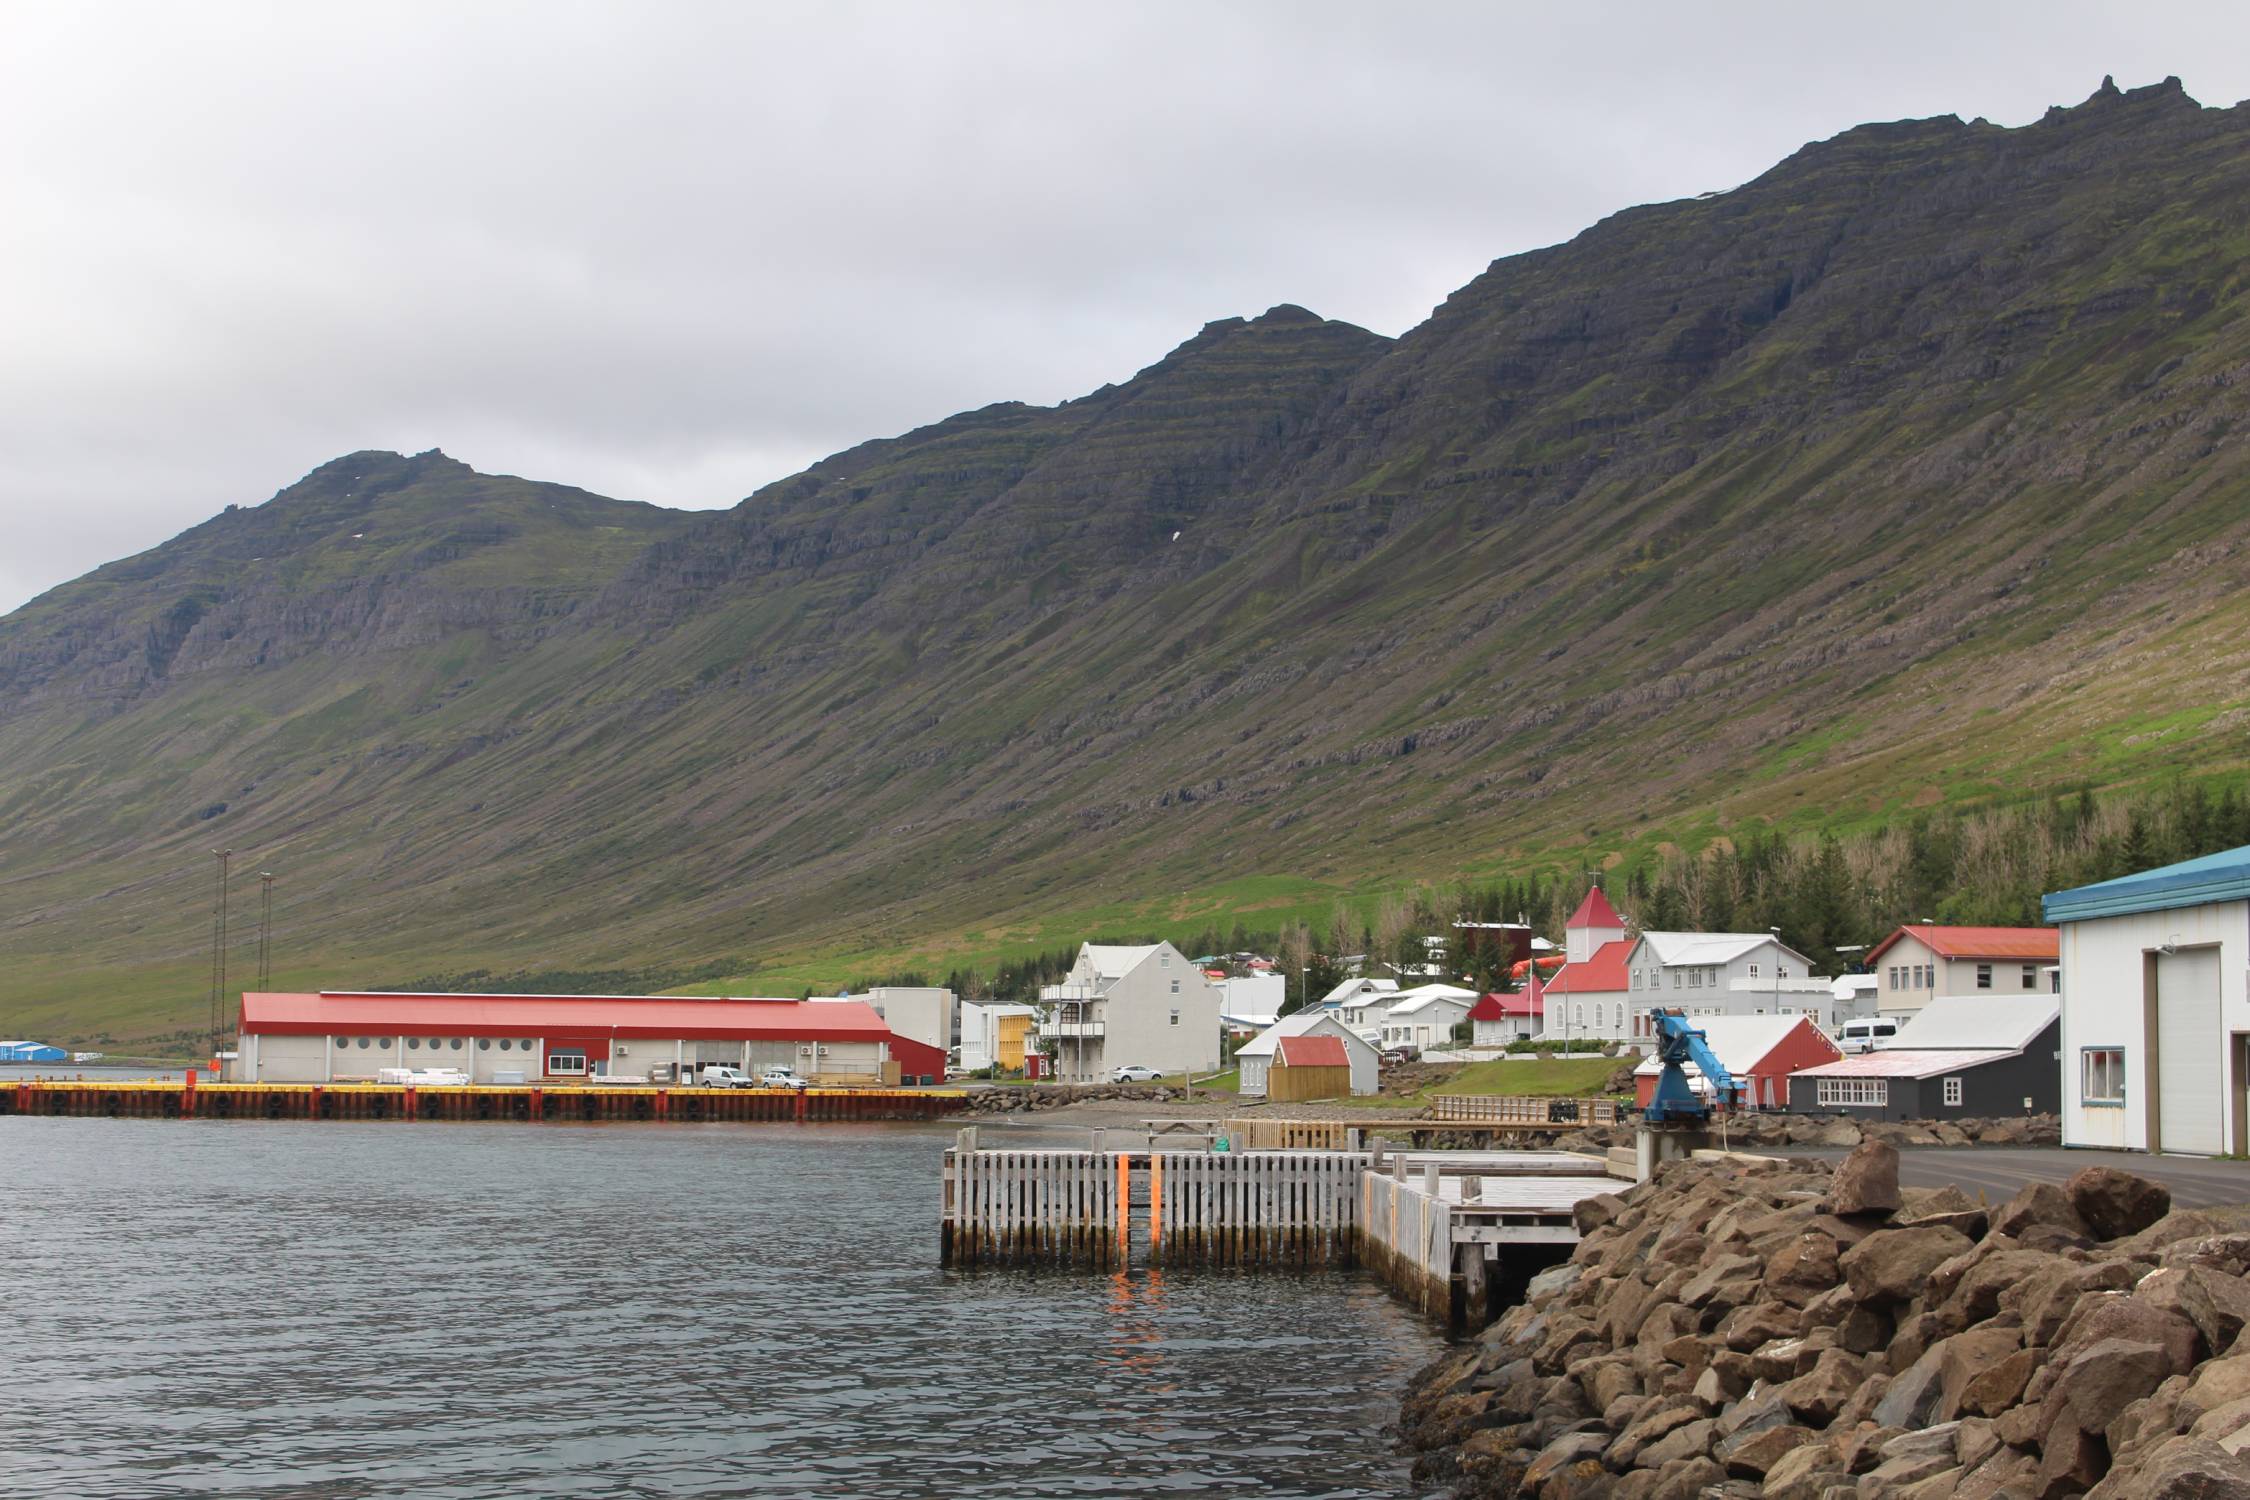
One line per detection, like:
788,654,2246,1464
1400,1142,2250,1498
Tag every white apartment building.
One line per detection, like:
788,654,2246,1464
1038,941,1221,1083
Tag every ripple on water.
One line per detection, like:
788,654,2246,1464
0,1119,1438,1499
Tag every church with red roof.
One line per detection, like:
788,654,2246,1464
1538,887,1635,1041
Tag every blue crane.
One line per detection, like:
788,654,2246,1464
1643,1008,1744,1125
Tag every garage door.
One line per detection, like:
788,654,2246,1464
2158,947,2223,1155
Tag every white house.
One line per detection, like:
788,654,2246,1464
1623,930,1823,1039
1864,925,2060,1021
1038,941,1222,1083
2046,847,2250,1155
1378,984,1479,1050
1315,976,1397,1012
1235,1012,1379,1097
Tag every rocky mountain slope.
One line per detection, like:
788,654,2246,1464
7,78,2250,1042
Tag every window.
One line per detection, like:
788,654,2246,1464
498,1038,512,1051
333,1036,349,1048
547,1050,587,1075
1943,1076,1963,1107
1748,963,1759,978
407,1037,422,1051
355,1037,371,1049
1977,964,1992,989
1574,1004,1585,1027
2082,1048,2126,1106
379,1038,394,1049
1168,1009,1180,1027
1671,971,1681,989
2021,965,2037,989
449,1038,463,1051
1170,979,1180,994
1817,1077,1889,1107
477,1039,491,1051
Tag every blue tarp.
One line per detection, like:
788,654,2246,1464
2044,844,2250,924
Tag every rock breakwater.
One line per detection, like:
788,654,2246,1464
1401,1141,2250,1498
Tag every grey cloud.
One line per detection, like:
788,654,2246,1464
3,0,2245,608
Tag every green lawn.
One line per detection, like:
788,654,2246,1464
1340,1054,1627,1109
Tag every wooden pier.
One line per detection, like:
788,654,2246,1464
939,1132,1611,1332
1,1077,966,1125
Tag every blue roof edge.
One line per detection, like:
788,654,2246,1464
2044,867,2250,924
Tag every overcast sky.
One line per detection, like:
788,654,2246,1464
3,2,2246,611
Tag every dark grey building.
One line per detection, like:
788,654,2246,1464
1789,999,2061,1121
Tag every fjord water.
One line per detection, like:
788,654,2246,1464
0,1119,1436,1499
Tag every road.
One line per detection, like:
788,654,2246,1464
1779,1145,2250,1211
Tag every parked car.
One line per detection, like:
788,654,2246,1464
1837,1019,1899,1054
759,1068,811,1089
1380,1046,1419,1067
687,1064,758,1088
1111,1065,1164,1083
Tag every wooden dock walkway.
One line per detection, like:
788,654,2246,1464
2,1077,967,1124
940,1132,1611,1332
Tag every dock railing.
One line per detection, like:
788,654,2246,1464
1424,1095,1626,1126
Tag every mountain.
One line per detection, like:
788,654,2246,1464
8,77,2250,1045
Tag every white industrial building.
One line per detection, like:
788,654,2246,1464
1234,1012,1379,1097
1037,941,1222,1083
2047,847,2250,1156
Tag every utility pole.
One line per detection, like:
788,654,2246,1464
208,848,232,1063
258,871,276,990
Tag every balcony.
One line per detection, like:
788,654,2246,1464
1037,1017,1106,1040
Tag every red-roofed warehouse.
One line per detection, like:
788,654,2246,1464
229,991,946,1086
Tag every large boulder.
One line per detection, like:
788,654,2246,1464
2057,1293,2207,1376
2070,1166,2174,1241
2139,1267,2250,1359
1959,1347,2042,1418
1826,1139,1902,1216
2085,1434,2250,1499
1934,1325,2032,1423
2048,1337,2184,1438
1990,1179,2091,1240
1840,1222,1976,1303
1762,1232,1842,1306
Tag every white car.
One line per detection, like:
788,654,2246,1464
1111,1065,1165,1083
760,1069,811,1089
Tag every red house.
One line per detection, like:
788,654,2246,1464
1633,1014,1842,1110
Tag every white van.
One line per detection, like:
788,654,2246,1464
1837,1019,1899,1054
